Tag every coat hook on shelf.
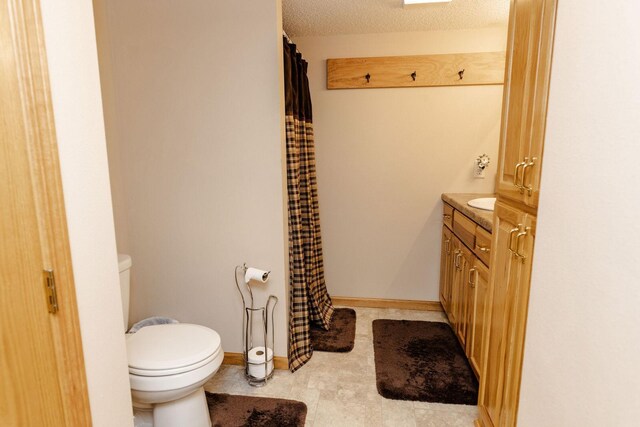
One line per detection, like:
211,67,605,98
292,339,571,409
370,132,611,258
365,73,371,83
458,69,465,80
411,71,417,81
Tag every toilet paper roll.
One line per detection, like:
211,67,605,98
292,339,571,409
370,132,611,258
244,267,270,284
247,346,274,379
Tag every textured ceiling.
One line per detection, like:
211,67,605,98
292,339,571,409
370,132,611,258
283,0,510,37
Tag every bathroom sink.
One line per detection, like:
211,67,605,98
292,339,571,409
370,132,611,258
467,197,496,211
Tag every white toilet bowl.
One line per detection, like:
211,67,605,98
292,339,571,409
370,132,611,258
126,323,223,427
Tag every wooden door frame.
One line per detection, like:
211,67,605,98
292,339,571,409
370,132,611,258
4,0,92,424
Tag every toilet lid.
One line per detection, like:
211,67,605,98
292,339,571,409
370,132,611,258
127,323,221,374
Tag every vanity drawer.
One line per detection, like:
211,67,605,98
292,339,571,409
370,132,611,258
443,203,454,229
474,226,492,266
453,211,476,250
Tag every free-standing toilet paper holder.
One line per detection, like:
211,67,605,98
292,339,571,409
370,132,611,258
234,263,278,386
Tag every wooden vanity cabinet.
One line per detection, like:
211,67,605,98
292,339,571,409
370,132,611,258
478,202,536,427
439,205,491,382
495,0,557,209
477,0,556,425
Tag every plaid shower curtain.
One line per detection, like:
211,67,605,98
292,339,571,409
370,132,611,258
283,39,335,372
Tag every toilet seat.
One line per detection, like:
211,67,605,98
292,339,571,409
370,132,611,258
129,347,223,394
130,348,220,377
127,323,221,376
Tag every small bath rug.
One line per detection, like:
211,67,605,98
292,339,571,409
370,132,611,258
206,392,307,427
310,307,356,352
372,319,478,405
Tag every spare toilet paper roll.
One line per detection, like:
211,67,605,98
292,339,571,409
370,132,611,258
247,346,274,379
244,267,270,284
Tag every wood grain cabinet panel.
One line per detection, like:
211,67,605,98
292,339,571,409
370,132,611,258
453,210,477,250
448,236,463,328
468,259,490,379
478,202,536,427
439,226,454,316
500,214,536,426
476,0,556,425
475,226,493,267
495,0,557,210
443,203,454,229
439,209,492,385
453,242,474,348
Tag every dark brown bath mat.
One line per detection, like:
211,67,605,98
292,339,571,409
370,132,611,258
372,319,478,405
206,392,307,427
310,307,356,352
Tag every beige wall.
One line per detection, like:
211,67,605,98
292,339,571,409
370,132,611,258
294,29,506,301
39,1,133,426
92,0,130,254
95,0,289,356
518,2,640,425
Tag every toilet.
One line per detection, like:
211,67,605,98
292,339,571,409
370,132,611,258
118,254,223,427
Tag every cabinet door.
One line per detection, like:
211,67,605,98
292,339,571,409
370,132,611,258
449,236,463,328
455,244,473,348
500,214,536,426
495,0,557,209
522,0,557,208
468,258,490,379
439,226,454,315
464,256,477,358
478,202,534,427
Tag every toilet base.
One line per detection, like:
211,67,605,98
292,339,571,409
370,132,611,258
132,406,153,427
153,387,211,427
132,387,211,427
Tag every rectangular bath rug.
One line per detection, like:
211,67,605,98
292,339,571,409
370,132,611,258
206,392,307,427
372,319,478,404
310,307,356,352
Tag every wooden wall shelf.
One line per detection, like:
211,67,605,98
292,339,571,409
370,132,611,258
327,52,505,90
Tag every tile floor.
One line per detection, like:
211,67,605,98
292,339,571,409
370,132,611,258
204,306,478,427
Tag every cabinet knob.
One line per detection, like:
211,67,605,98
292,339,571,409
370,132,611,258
477,245,491,253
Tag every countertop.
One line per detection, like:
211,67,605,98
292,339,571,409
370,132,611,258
441,193,495,232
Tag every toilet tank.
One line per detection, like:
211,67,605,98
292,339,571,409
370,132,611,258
118,254,132,331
